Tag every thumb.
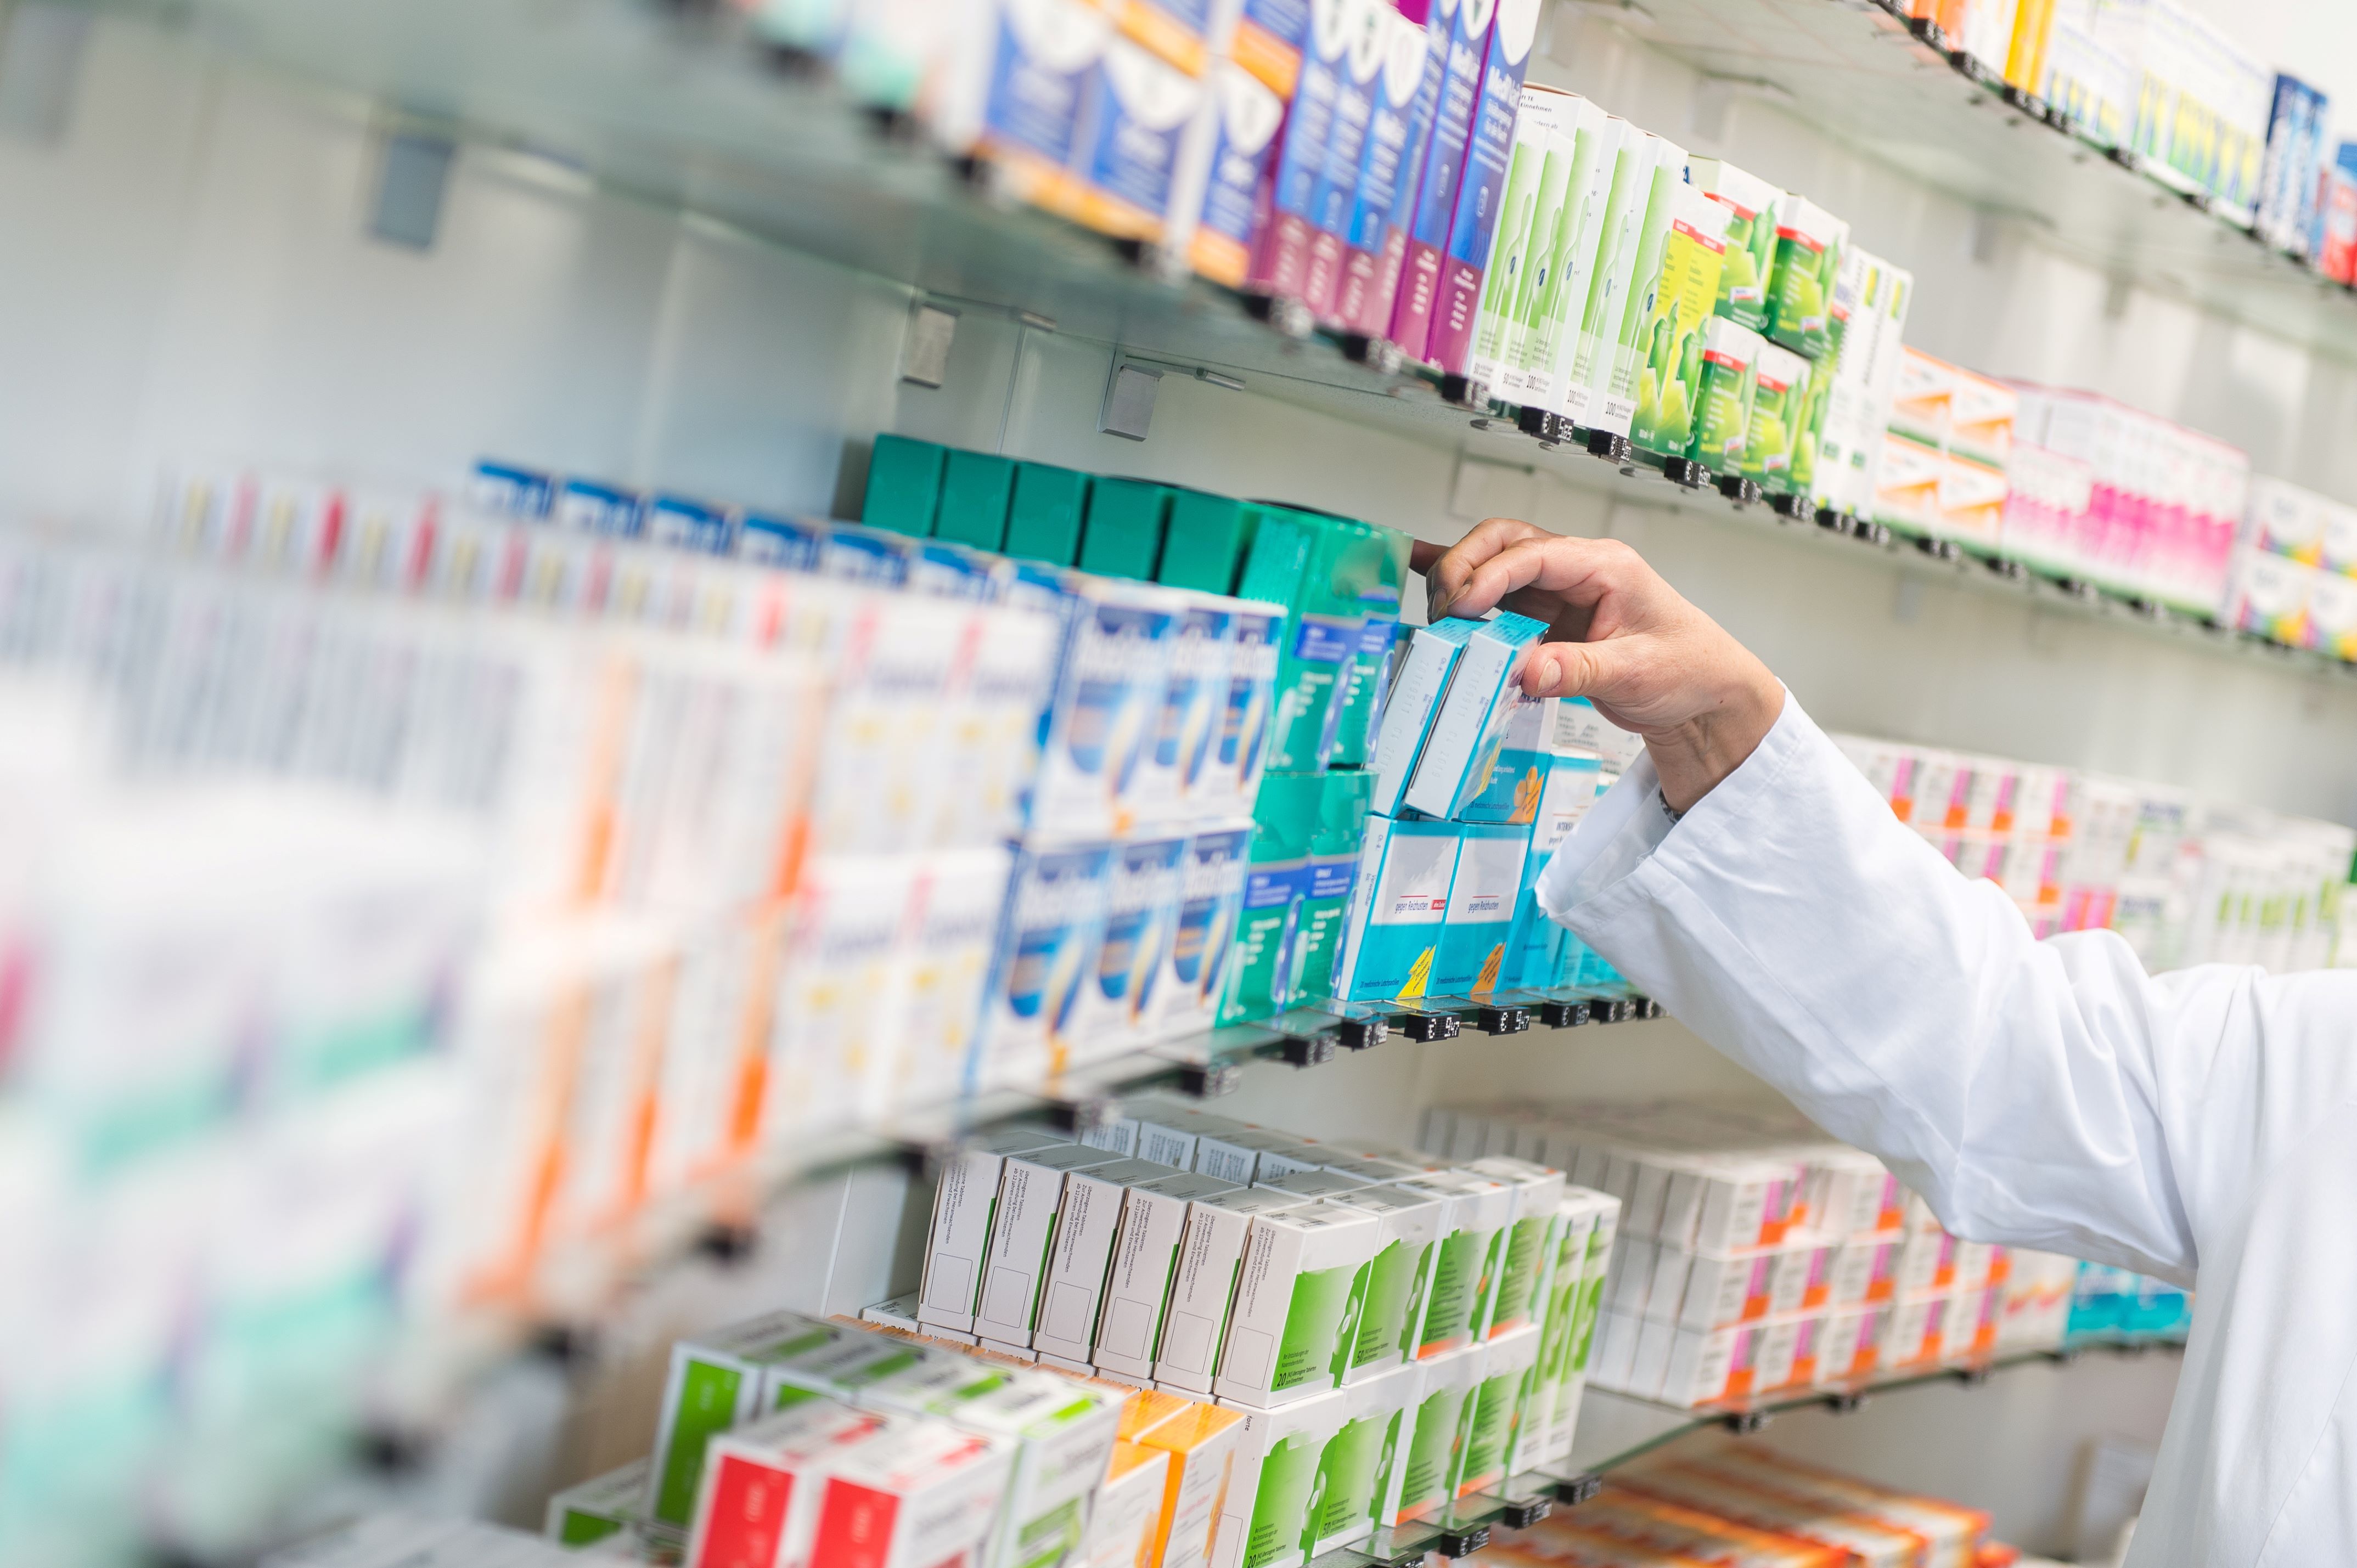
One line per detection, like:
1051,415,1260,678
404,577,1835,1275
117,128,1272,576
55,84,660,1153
1521,636,1646,704
1408,539,1448,576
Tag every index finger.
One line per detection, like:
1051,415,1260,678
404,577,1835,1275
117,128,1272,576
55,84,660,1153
1420,517,1551,616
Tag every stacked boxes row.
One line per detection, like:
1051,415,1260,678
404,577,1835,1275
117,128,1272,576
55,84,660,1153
862,432,1417,1028
735,0,1916,474
1462,1457,1992,1567
1998,382,2249,614
742,0,2357,649
1342,642,1647,1007
1424,1101,2112,1411
1867,349,2357,652
2223,473,2357,657
25,435,1413,1556
1948,0,2272,222
1830,731,2355,971
581,1104,1621,1568
1874,346,2017,555
1449,91,1914,515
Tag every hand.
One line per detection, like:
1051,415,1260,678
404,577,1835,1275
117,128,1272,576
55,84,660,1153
1412,519,1785,813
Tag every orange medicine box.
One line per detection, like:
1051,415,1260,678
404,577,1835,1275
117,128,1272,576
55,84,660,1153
1133,1398,1248,1568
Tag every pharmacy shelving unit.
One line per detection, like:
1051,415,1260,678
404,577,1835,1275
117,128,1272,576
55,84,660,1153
777,986,1664,1195
1274,1334,2193,1568
1565,1333,2189,1473
61,0,2357,684
1624,0,2357,356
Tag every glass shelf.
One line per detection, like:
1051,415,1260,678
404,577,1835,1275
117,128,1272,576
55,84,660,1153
765,984,1663,1192
1623,0,2357,362
64,0,2357,686
1293,1338,2186,1567
1562,1333,2190,1477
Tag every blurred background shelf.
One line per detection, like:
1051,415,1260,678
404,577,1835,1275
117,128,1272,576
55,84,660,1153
1628,0,2357,362
54,0,2357,691
1565,1334,2190,1476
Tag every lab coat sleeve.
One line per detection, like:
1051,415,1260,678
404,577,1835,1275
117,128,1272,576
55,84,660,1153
1537,695,2357,1288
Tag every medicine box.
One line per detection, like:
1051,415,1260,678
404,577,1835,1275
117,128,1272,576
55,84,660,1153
1215,1203,1381,1406
919,1129,1070,1336
1368,619,1479,816
1402,611,1550,819
1466,1155,1568,1339
800,1418,1015,1568
1135,599,1241,821
761,1317,944,1407
544,1458,648,1549
1386,1342,1481,1525
1094,1171,1241,1379
937,448,1017,551
983,839,1114,1089
1307,1360,1420,1558
1157,1187,1309,1394
646,1310,845,1530
975,1143,1129,1349
1319,1182,1446,1383
1212,1387,1349,1568
1430,823,1532,999
1259,1167,1376,1201
1034,580,1182,838
1331,814,1461,1004
1033,1157,1188,1364
682,1400,892,1568
1197,1127,1326,1185
1150,825,1253,1039
1389,1170,1515,1356
930,1375,1128,1568
1458,1322,1543,1493
1069,834,1189,1059
1083,1442,1172,1568
1131,1399,1249,1568
1006,462,1093,566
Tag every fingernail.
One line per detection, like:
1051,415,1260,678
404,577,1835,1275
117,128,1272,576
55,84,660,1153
1530,656,1560,693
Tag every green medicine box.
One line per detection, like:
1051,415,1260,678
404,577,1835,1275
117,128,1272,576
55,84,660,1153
1081,477,1173,580
935,448,1017,551
1158,488,1254,594
862,432,946,537
1005,461,1091,566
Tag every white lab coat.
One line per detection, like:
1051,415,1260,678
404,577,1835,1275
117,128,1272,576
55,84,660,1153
1538,694,2357,1568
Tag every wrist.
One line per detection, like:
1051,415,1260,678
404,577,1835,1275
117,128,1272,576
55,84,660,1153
1647,675,1784,814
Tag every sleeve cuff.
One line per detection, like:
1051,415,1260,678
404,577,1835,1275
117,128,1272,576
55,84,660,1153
1537,690,1799,925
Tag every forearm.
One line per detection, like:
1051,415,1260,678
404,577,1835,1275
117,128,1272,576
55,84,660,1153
1539,698,2201,1281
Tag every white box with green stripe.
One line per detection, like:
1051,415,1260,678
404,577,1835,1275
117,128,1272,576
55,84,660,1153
1320,1182,1447,1385
1213,1203,1379,1407
940,1374,1127,1568
919,1127,1070,1336
643,1309,864,1532
1388,1170,1515,1357
1157,1188,1310,1394
1094,1171,1240,1379
1530,1187,1617,1468
1212,1387,1349,1568
1032,1155,1186,1363
1306,1361,1420,1558
974,1142,1129,1347
1467,1154,1570,1340
544,1457,646,1549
